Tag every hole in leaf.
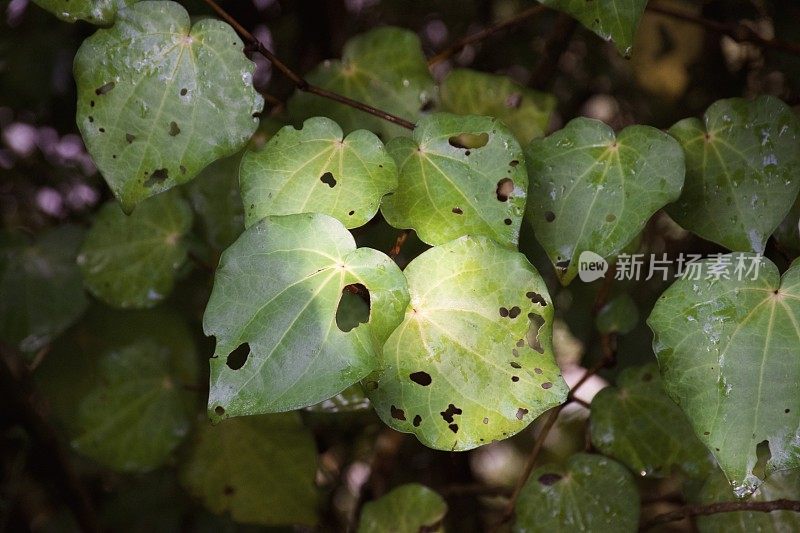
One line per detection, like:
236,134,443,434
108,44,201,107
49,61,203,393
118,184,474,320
448,132,489,149
90,100,95,107
526,291,547,306
483,417,489,424
98,128,106,133
511,376,519,382
508,306,521,319
606,213,616,222
336,285,370,332
555,258,570,270
516,339,525,347
534,367,542,374
752,440,771,480
413,415,422,427
223,485,235,495
516,407,528,420
499,307,509,317
420,100,434,112
541,382,552,389
440,403,462,423
410,371,432,386
496,178,514,201
527,313,545,353
390,405,406,421
214,406,225,416
504,218,512,225
320,171,336,188
88,116,94,123
169,121,181,136
509,159,519,167
538,473,562,486
144,168,169,187
544,211,556,222
180,88,188,96
505,93,522,108
348,210,355,216
95,81,115,95
510,361,521,369
452,207,463,215
449,424,459,433
126,133,135,143
226,343,249,370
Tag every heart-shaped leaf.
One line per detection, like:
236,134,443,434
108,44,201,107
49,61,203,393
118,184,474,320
205,213,409,419
590,364,713,478
439,69,555,144
381,113,527,247
74,1,263,212
538,0,648,56
0,226,88,354
366,236,567,451
31,0,135,24
240,117,397,229
287,27,434,140
78,190,193,309
648,254,800,497
514,453,640,533
358,484,447,533
179,413,318,526
667,96,800,253
525,117,684,284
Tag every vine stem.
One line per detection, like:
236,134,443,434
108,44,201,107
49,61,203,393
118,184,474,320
199,0,415,130
640,499,800,530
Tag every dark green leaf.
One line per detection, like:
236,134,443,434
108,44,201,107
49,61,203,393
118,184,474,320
358,484,446,533
514,453,640,533
667,96,800,253
205,213,409,419
179,413,318,526
525,117,684,284
595,294,639,334
240,117,397,228
381,113,527,247
186,152,245,251
78,190,193,309
367,236,567,451
74,1,263,211
648,254,800,496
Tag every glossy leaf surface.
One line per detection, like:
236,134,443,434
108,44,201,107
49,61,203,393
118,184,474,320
358,484,446,533
367,236,567,451
32,0,135,24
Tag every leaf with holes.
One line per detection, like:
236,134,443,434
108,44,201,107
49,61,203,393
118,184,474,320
74,1,263,212
695,468,800,533
179,413,318,526
514,453,640,533
538,0,648,56
439,69,556,144
358,484,447,533
287,27,434,140
205,213,409,419
240,117,397,229
590,364,713,478
366,236,567,451
31,0,136,25
525,117,684,284
667,96,800,253
648,254,800,497
78,190,193,309
381,113,527,247
0,226,88,355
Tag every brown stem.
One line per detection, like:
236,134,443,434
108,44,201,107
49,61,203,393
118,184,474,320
199,0,415,130
647,3,800,56
641,499,800,530
427,5,547,67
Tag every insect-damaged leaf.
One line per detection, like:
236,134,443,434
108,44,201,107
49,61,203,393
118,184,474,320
358,484,447,533
31,0,136,25
525,117,684,284
205,213,408,419
74,1,263,212
240,117,397,229
667,96,800,253
648,254,800,497
381,113,527,247
366,236,567,451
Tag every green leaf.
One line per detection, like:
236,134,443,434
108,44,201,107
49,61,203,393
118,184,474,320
0,226,88,354
696,469,800,533
358,484,447,533
287,27,435,140
31,0,135,25
648,254,800,497
590,364,713,478
667,96,800,253
525,117,684,284
72,337,197,472
538,0,648,56
186,152,245,251
240,117,397,229
439,69,555,144
74,1,263,212
595,294,639,334
78,191,192,309
514,453,640,533
179,413,318,526
381,113,527,247
366,236,567,451
205,213,409,419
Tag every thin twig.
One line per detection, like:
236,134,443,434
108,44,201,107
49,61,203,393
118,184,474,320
647,2,800,56
199,0,415,130
427,5,547,67
641,499,800,530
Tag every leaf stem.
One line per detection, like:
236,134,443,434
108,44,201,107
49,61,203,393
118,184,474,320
640,499,800,530
199,0,415,130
